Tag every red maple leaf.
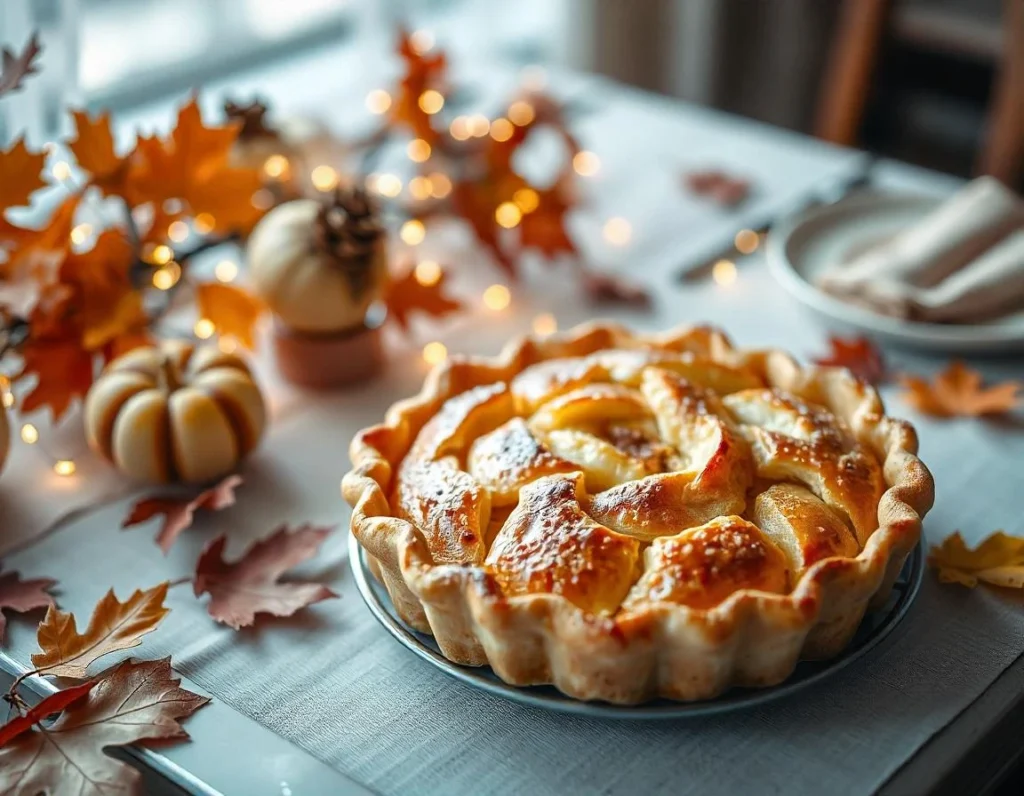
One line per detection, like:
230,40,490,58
193,524,338,629
813,336,887,385
122,474,243,554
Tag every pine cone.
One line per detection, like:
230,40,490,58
314,187,385,299
224,98,277,141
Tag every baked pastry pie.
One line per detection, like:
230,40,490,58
344,323,934,703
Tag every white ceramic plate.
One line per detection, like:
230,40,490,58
766,192,1024,353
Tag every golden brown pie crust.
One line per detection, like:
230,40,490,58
343,323,934,703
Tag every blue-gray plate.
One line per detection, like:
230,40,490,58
349,532,924,719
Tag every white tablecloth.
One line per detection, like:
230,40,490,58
3,60,1022,796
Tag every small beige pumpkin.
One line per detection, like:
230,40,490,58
247,193,388,334
84,340,266,484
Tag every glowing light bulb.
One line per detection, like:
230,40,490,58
168,221,190,242
152,262,181,290
482,284,511,311
194,319,215,339
218,337,238,354
468,114,490,137
365,89,392,114
407,139,432,163
414,260,442,286
215,260,238,283
408,176,433,200
429,172,452,198
311,165,339,191
410,29,435,54
375,174,402,198
449,116,471,141
602,217,632,246
263,154,289,179
512,188,539,214
70,224,92,246
52,161,72,181
21,423,38,444
572,151,600,177
532,313,557,336
712,259,737,286
495,202,522,229
422,341,447,365
151,244,173,265
418,90,445,115
2,392,13,408
508,101,535,126
194,213,216,234
400,220,426,245
734,229,760,254
490,118,514,142
53,460,76,477
251,189,274,210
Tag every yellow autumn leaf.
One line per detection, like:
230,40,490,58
928,531,1024,588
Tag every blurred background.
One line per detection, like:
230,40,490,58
1,0,1021,188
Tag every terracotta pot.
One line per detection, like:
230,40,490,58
271,318,383,389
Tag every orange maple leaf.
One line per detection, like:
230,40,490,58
0,136,47,211
128,99,263,234
813,336,887,385
196,282,265,349
385,265,463,331
389,29,448,144
898,362,1021,418
68,109,132,198
30,583,170,679
17,337,96,421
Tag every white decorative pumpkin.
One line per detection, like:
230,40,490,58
247,194,388,334
84,340,266,484
0,402,9,476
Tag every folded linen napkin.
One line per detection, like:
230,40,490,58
818,177,1024,321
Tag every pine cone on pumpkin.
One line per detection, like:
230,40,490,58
314,187,385,300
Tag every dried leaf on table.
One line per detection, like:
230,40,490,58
385,265,462,331
68,110,132,198
580,271,651,307
123,474,243,554
0,567,56,645
0,658,208,796
194,524,337,629
682,169,751,207
31,583,170,678
0,680,95,748
195,282,265,349
897,361,1022,417
0,136,47,211
813,336,887,385
17,337,96,421
928,531,1024,589
0,32,42,98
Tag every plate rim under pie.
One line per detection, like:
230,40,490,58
349,531,925,718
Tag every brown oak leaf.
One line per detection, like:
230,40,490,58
194,524,337,629
31,583,170,678
0,32,42,98
580,271,651,307
898,361,1022,418
0,680,95,748
195,282,265,349
0,567,56,644
928,531,1024,589
0,136,47,211
0,658,208,796
385,265,462,331
813,335,887,385
122,474,243,554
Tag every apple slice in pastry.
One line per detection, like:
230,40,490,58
623,516,789,610
752,483,860,574
486,472,640,615
467,418,577,506
408,382,515,462
722,389,885,545
587,369,753,540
